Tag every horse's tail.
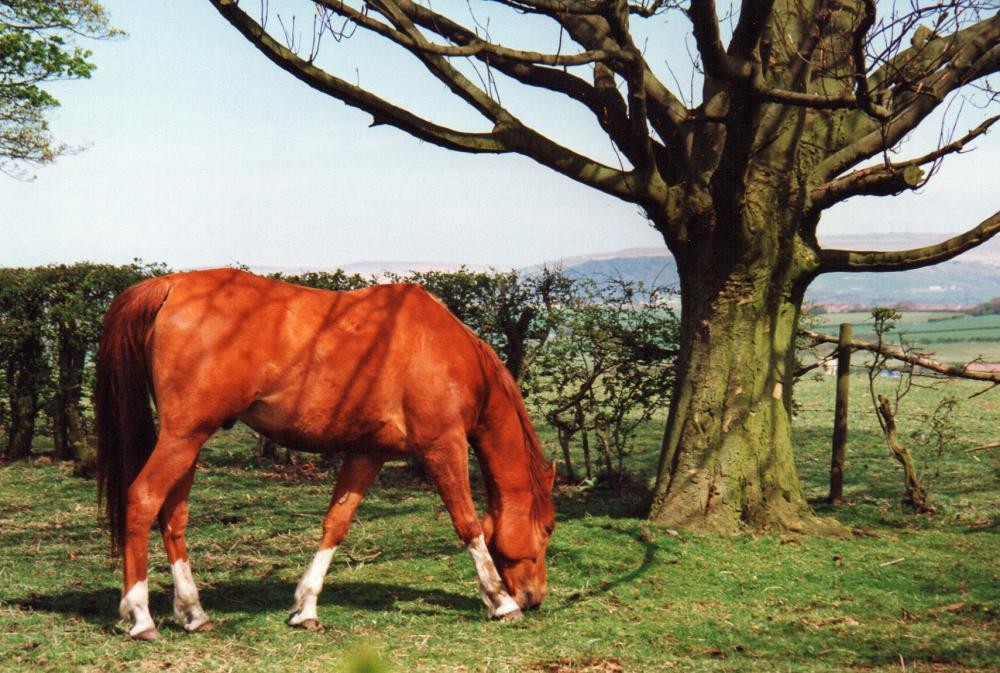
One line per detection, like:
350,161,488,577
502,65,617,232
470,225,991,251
95,277,172,556
471,338,555,531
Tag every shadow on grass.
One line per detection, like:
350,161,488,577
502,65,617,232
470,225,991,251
10,578,483,629
13,519,661,628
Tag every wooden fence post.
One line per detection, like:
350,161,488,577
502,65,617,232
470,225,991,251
829,322,852,505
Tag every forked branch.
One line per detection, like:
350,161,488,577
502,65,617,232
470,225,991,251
316,0,629,66
687,0,751,81
813,15,1000,183
208,0,641,201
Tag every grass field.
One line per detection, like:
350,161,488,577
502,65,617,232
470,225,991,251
1,377,998,672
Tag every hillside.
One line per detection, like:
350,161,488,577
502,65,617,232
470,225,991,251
548,234,1000,309
243,233,1000,310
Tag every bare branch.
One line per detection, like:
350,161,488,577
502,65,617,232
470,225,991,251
368,0,511,124
393,0,657,166
754,84,880,110
850,0,891,119
814,15,1000,183
687,0,751,81
811,164,925,210
553,12,690,155
818,210,1000,272
557,12,689,128
490,0,611,14
316,0,630,66
728,0,776,62
629,0,675,17
810,115,999,211
802,329,1000,384
208,0,506,153
208,0,640,201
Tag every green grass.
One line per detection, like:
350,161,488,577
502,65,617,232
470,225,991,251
1,377,998,672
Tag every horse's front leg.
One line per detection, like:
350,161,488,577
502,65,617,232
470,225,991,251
119,437,203,640
420,435,523,621
158,465,212,633
289,451,383,630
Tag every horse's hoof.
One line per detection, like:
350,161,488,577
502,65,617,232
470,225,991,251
131,627,160,641
291,618,322,631
498,608,524,622
188,620,214,633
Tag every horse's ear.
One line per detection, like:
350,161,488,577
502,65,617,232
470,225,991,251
547,462,557,489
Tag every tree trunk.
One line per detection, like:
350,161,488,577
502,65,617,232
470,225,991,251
4,334,44,460
577,405,592,480
53,323,87,461
648,230,842,534
875,395,931,512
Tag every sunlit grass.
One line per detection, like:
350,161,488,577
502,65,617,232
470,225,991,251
1,377,997,672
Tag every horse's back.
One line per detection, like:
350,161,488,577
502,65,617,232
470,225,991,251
146,270,485,453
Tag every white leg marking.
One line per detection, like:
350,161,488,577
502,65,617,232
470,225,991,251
467,535,521,618
120,580,155,636
171,560,210,631
289,547,335,625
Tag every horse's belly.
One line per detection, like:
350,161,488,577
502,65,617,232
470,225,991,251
238,397,410,455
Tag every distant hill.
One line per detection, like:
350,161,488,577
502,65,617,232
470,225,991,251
543,234,1000,310
244,233,1000,310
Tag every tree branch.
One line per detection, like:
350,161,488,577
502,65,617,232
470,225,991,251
813,15,1000,183
208,0,640,201
687,0,751,81
208,0,507,153
728,0,775,62
368,0,511,124
818,210,1000,272
394,0,668,168
557,12,689,134
317,0,629,66
802,329,1000,384
850,0,891,119
810,115,999,212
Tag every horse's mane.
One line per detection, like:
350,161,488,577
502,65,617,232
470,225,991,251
471,337,555,533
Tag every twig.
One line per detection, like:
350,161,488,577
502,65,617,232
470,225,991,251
965,441,1000,453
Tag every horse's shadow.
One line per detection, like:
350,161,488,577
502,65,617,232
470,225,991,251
11,579,483,630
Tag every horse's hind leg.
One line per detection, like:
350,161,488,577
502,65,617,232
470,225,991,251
288,451,384,630
119,433,206,640
419,433,523,621
158,464,212,633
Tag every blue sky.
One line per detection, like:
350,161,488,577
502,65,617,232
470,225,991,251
0,1,996,270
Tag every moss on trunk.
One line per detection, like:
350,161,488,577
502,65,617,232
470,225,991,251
648,216,843,535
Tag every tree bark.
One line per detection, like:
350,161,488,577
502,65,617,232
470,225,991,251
648,222,843,534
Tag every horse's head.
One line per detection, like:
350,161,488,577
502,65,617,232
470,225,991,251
482,462,556,611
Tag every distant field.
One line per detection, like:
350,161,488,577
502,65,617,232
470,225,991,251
813,312,1000,364
814,312,960,326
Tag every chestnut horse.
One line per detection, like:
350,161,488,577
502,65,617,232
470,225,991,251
95,269,555,640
